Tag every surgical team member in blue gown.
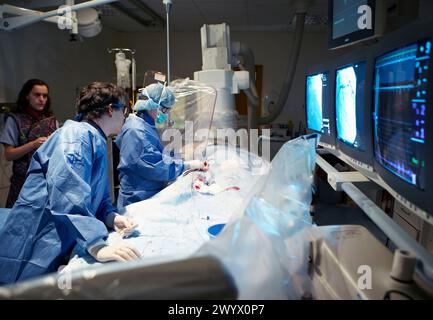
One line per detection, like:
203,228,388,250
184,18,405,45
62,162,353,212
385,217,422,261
0,82,141,285
116,83,207,210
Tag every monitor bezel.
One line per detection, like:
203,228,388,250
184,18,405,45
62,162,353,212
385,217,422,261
371,18,433,215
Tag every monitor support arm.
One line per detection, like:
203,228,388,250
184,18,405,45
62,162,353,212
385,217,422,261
0,0,118,31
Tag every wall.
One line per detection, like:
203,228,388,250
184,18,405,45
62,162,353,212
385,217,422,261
1,1,432,124
0,23,123,122
0,23,353,128
118,30,202,86
118,29,343,131
0,22,124,206
3,3,432,126
231,30,343,129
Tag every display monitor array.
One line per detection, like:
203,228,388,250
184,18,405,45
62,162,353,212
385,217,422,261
310,16,433,215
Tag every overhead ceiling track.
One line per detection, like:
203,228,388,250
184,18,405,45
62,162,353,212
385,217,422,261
110,0,165,28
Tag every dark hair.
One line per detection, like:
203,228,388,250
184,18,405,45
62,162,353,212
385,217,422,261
76,82,127,120
16,79,52,116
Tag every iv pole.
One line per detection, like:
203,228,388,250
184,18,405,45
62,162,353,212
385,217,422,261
107,48,136,105
163,0,172,85
162,0,173,127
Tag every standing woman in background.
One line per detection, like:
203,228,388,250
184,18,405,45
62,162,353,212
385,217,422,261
0,79,58,208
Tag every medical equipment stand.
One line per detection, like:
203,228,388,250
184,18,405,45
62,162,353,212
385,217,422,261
163,0,172,85
107,48,136,105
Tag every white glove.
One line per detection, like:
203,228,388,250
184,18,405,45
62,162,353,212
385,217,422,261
91,243,141,262
105,213,139,238
184,160,208,171
113,214,138,238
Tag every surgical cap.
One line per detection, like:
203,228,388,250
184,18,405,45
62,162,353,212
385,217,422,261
133,83,175,112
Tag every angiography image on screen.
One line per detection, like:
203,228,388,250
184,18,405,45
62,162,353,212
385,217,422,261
335,62,366,149
306,73,331,135
374,39,432,190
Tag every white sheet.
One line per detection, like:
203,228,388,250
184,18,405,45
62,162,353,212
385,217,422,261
65,145,270,272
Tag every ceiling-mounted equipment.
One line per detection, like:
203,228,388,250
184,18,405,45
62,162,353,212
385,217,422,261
109,1,164,29
194,23,249,131
0,0,117,38
108,48,136,104
328,0,387,50
76,8,101,38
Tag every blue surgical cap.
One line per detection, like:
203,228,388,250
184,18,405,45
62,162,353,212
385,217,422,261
133,83,175,112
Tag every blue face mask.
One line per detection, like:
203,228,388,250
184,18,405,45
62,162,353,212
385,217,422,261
156,110,169,124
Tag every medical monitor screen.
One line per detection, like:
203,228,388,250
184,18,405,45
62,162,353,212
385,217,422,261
373,39,432,190
332,0,369,40
335,62,366,150
329,0,381,49
306,73,331,135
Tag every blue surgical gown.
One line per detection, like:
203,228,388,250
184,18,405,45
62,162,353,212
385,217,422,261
0,120,115,285
116,112,184,210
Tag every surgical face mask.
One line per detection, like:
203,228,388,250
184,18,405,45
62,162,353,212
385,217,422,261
156,109,169,124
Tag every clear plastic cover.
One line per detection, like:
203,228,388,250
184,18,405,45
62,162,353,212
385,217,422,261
143,74,218,161
196,135,318,299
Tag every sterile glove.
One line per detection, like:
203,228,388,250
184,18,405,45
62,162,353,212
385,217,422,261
91,244,141,262
184,160,208,171
105,212,138,238
113,214,139,238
